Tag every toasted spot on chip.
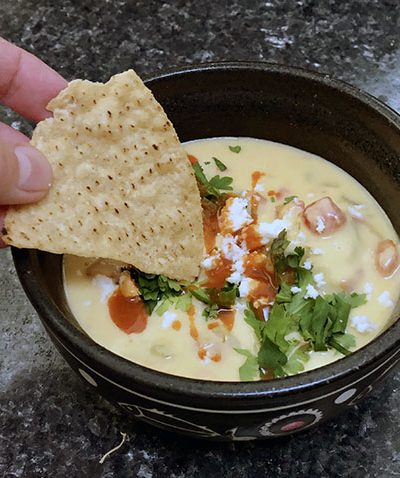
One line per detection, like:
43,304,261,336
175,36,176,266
3,70,204,281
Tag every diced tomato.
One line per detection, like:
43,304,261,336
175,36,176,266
375,239,399,277
303,196,346,236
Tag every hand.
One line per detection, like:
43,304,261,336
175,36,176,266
0,38,67,247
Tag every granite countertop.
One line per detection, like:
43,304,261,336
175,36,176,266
1,1,399,476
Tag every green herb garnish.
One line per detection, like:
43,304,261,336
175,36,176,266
204,161,210,165
202,303,219,321
229,145,241,153
213,157,227,171
132,270,188,314
283,195,298,205
270,196,276,203
234,348,259,381
192,162,233,200
241,233,367,380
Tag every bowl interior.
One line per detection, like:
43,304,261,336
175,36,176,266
12,62,400,398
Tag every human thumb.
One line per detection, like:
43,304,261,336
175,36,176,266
0,128,52,205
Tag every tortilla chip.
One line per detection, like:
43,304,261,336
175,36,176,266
3,70,204,281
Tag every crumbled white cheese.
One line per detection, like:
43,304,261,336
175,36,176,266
92,275,117,303
316,216,326,233
304,284,319,299
351,315,377,333
227,197,253,232
258,219,289,241
235,301,247,312
221,235,247,285
239,277,253,297
221,235,247,262
297,231,306,242
254,183,264,193
303,259,313,270
364,282,373,300
313,272,326,289
311,248,324,255
227,268,243,285
348,205,364,219
290,286,301,294
263,308,269,321
378,291,394,308
201,254,219,270
162,311,177,329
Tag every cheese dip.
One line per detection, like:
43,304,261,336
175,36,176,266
64,137,400,381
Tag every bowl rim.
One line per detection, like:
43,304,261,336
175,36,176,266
12,61,400,403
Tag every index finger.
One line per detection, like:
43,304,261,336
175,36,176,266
0,38,68,123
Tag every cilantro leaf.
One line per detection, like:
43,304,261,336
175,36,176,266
191,288,212,305
132,270,185,314
213,157,227,171
229,145,241,153
275,342,311,377
202,303,219,320
283,195,298,205
258,336,288,371
244,305,265,341
192,162,233,200
234,348,259,381
329,333,356,356
208,175,233,191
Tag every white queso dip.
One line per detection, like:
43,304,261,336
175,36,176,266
64,137,400,381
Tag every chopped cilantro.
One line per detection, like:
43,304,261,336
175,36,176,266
132,270,186,314
202,303,219,321
243,238,366,378
204,161,211,165
191,283,237,308
234,348,259,381
283,195,297,205
229,145,241,153
191,287,212,305
192,162,233,200
270,196,276,203
156,293,192,316
213,157,227,171
269,230,305,283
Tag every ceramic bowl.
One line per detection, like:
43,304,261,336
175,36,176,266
12,62,400,441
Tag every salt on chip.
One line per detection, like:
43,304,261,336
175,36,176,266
3,70,204,281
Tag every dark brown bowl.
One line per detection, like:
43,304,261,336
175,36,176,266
12,62,400,440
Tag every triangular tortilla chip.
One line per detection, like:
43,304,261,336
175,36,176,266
3,70,204,281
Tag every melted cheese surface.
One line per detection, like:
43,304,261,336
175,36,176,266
64,137,400,381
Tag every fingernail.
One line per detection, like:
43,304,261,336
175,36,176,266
15,146,52,192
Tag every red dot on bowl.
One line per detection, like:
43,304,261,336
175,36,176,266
280,420,306,432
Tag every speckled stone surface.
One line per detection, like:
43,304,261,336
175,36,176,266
0,1,399,476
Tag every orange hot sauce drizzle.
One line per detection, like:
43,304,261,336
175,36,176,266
172,320,182,331
187,154,198,165
205,255,233,289
218,308,235,331
251,171,265,188
202,199,221,254
244,252,277,319
187,304,199,340
108,289,148,334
